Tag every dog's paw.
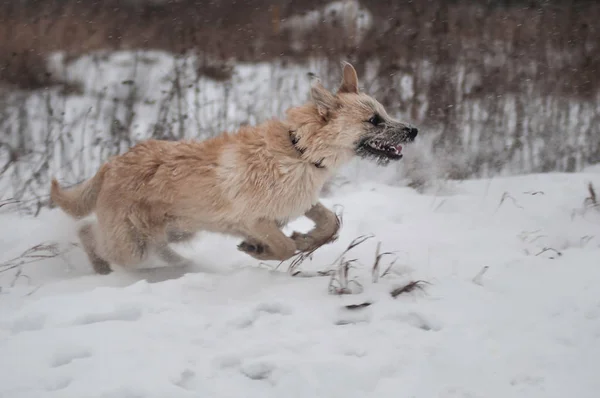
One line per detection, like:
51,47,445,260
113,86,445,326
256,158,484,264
291,230,339,253
290,232,316,252
238,240,266,255
238,240,296,262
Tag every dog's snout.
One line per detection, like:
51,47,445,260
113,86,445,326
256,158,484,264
403,126,418,140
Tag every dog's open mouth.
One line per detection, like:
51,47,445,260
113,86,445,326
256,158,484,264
360,138,403,160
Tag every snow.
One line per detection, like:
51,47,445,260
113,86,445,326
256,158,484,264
1,168,600,398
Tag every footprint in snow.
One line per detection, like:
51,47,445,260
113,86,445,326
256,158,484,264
51,347,92,367
46,377,72,391
387,311,442,331
72,305,142,326
240,361,275,381
8,313,46,334
173,369,197,391
233,302,292,329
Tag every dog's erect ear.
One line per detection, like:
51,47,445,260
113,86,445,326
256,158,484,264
338,62,359,94
310,80,337,120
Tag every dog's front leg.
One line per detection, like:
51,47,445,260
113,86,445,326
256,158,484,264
238,219,296,262
291,202,340,252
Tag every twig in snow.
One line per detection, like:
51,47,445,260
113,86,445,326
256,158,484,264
433,199,447,212
344,302,373,310
10,267,30,288
534,247,562,258
371,241,398,283
0,242,77,274
328,260,352,294
580,235,594,247
472,266,489,286
0,198,19,208
325,234,373,293
585,182,598,209
331,233,373,266
328,256,364,295
380,258,399,279
290,270,334,278
517,229,547,243
496,191,523,212
390,280,430,298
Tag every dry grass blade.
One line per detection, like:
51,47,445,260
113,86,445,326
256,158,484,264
290,270,334,278
580,235,594,246
534,247,563,258
472,265,489,286
344,302,372,310
380,258,399,279
0,199,19,209
328,259,363,295
372,241,382,283
330,234,374,267
0,242,76,274
496,192,524,212
390,280,430,298
372,241,399,283
585,182,598,208
339,260,349,290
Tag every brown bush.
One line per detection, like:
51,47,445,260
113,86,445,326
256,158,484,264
1,1,597,95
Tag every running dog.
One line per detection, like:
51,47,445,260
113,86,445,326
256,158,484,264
50,62,418,274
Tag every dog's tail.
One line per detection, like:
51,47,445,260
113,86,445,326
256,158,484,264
50,164,109,219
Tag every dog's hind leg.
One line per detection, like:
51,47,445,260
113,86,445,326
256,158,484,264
78,222,112,275
291,202,340,252
238,219,296,262
96,217,149,269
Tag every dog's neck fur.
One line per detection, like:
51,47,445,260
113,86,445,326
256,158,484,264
284,103,353,171
289,130,325,169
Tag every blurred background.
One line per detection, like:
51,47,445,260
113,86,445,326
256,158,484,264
0,0,598,214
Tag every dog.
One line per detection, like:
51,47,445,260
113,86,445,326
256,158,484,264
50,62,418,274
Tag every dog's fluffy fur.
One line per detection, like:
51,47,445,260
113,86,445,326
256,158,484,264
50,62,417,274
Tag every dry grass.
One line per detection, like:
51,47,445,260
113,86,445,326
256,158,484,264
1,0,598,101
283,228,430,301
534,247,563,259
0,241,78,293
389,280,430,299
496,192,524,212
0,242,76,275
371,241,399,283
585,182,598,209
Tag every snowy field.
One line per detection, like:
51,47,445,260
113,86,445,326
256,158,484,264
1,165,599,398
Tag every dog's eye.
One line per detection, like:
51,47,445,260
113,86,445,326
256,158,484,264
367,114,383,126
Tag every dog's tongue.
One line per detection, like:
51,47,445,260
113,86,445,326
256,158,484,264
395,144,403,153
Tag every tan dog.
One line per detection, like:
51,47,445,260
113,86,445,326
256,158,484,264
50,62,418,274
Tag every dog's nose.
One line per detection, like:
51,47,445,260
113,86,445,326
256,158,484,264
403,127,418,140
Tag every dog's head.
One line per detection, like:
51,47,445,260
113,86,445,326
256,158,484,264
290,62,418,167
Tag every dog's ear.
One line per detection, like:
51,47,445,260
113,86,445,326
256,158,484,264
310,79,337,120
337,62,359,94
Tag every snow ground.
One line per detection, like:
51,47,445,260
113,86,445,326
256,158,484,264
1,167,600,398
